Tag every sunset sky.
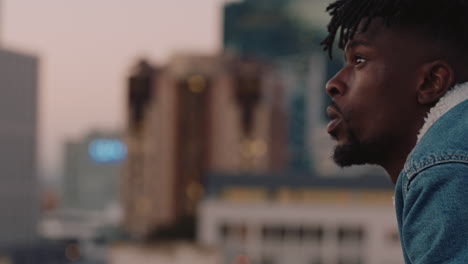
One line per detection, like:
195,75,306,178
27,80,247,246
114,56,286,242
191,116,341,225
2,0,228,180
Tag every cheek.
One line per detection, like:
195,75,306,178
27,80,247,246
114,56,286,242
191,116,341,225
345,80,395,138
344,61,419,140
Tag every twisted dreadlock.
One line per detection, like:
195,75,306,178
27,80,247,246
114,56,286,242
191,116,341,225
321,0,468,59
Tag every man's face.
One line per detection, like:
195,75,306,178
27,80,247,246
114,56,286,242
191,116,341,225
326,19,426,167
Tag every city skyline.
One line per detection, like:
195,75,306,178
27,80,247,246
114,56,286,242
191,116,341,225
2,0,331,182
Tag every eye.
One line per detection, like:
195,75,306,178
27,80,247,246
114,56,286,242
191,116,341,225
354,55,367,65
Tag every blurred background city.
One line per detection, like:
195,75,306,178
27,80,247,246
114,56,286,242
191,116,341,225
0,0,401,263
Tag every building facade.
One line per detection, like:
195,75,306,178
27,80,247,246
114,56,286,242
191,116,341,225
62,131,124,211
0,49,39,246
122,55,287,238
198,173,401,264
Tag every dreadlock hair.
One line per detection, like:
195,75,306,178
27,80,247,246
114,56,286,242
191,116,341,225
321,0,468,61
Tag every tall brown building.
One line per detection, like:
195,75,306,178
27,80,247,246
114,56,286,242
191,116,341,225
121,54,286,239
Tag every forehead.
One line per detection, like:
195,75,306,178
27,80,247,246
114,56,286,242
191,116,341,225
346,19,393,48
344,18,428,57
356,18,385,39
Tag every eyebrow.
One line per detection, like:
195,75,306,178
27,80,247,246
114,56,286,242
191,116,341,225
345,39,374,50
343,39,374,62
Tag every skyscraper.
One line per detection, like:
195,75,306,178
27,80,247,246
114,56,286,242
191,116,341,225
0,48,39,245
122,55,287,239
223,0,327,172
223,0,319,60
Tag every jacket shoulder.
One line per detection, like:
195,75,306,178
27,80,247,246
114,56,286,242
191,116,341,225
403,100,468,180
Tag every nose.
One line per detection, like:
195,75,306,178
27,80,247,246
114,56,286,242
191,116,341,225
325,70,346,98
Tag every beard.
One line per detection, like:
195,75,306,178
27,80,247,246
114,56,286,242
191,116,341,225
332,127,385,167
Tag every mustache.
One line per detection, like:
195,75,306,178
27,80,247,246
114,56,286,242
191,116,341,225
329,101,351,122
329,101,344,116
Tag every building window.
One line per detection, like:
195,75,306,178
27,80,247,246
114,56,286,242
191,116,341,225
262,224,325,243
303,226,324,243
337,226,365,244
284,226,304,241
220,223,229,240
262,225,285,242
219,222,247,242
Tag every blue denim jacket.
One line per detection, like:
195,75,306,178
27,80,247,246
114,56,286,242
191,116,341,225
394,100,468,263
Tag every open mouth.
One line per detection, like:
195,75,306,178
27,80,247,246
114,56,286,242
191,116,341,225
326,106,343,134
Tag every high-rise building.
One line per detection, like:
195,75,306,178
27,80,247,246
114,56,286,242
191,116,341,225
223,0,320,60
62,131,125,211
0,48,39,246
223,0,329,172
222,0,386,178
122,55,287,238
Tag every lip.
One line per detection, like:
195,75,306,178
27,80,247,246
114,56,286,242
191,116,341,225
326,106,343,134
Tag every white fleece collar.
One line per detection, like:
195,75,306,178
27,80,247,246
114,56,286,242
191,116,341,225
417,82,468,143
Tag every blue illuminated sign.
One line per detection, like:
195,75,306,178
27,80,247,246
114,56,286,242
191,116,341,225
88,139,126,163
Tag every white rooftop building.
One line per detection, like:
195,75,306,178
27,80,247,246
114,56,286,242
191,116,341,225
198,173,402,264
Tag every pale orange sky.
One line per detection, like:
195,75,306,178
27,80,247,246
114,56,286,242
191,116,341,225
2,0,229,180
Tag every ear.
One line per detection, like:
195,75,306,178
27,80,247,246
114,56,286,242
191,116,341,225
418,60,454,105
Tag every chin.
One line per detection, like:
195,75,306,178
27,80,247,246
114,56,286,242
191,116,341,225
332,133,383,167
333,143,370,167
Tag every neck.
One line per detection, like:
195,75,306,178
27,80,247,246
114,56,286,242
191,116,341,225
382,143,415,184
382,114,426,184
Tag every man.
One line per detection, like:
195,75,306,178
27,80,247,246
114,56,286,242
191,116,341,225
321,0,468,263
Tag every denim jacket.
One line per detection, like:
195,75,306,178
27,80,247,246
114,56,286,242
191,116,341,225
394,99,468,263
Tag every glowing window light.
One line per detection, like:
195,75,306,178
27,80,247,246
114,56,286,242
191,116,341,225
88,139,126,163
